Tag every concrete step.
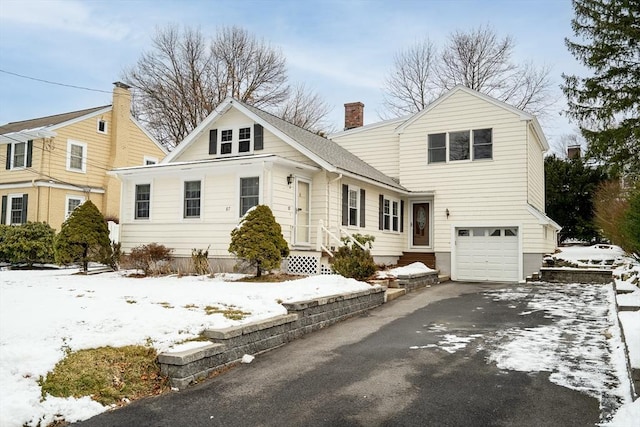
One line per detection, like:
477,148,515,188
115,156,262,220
385,288,406,302
438,275,450,283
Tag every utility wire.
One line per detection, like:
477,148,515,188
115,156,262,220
0,69,111,94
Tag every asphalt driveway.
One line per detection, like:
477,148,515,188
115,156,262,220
76,281,628,426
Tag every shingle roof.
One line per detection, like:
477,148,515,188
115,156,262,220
237,101,406,191
0,105,110,135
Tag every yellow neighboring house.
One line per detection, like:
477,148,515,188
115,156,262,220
0,82,167,230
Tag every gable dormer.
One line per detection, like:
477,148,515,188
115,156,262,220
207,123,264,156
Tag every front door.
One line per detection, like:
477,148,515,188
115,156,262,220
295,180,310,245
412,202,430,246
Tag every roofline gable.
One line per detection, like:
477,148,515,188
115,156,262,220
395,85,535,134
162,98,234,163
130,116,169,155
47,106,113,131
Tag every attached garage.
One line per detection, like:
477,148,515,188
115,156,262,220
454,227,520,282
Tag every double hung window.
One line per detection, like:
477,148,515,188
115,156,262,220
135,184,151,219
184,181,201,218
240,177,259,216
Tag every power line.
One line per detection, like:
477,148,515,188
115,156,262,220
0,69,111,94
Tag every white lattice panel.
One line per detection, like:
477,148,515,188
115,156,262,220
320,264,333,275
287,255,319,275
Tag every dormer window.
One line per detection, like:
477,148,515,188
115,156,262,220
220,130,233,154
208,124,264,157
238,127,251,153
97,119,107,134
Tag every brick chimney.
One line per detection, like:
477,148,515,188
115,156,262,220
344,102,364,130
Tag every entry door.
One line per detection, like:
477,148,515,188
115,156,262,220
295,180,310,244
412,202,430,246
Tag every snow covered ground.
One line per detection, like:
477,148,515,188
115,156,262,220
1,244,638,426
0,269,373,427
552,245,640,425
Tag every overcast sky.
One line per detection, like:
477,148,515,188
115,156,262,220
0,0,584,149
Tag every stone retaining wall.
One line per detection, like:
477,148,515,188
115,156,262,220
158,287,385,388
540,267,613,284
396,271,439,291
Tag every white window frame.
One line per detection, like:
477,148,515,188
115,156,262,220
66,140,87,173
65,195,85,220
183,180,202,220
382,196,400,232
218,124,254,157
9,141,27,169
134,183,151,220
143,156,158,165
6,193,26,225
347,185,361,228
239,175,261,217
97,118,108,134
427,128,493,164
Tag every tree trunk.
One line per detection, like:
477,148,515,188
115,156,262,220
256,261,261,278
82,245,89,274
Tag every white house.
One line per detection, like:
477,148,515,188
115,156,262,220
111,86,559,282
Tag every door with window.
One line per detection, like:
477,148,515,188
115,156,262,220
412,202,430,246
295,179,310,245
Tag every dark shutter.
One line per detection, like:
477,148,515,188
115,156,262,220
341,184,348,226
400,200,405,232
378,195,384,230
254,124,264,150
5,144,11,169
21,194,28,223
360,189,366,228
208,129,217,155
1,196,6,225
26,140,33,167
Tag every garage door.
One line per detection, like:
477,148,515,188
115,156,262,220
455,227,519,281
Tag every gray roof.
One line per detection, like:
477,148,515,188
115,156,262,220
0,105,109,135
238,101,405,191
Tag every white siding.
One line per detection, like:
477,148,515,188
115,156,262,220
527,124,545,211
331,121,400,179
173,108,313,165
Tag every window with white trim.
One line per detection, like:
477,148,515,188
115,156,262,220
184,181,201,218
143,156,158,165
427,128,493,163
382,197,399,231
2,194,27,225
66,140,87,172
135,184,151,219
238,127,251,153
13,142,26,168
65,196,85,219
240,177,259,216
348,187,359,226
221,129,233,155
97,119,107,134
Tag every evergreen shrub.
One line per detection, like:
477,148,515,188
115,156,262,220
330,233,377,281
229,205,289,277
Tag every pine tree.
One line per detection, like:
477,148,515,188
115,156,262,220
545,155,609,243
54,201,112,273
562,0,640,180
228,205,289,277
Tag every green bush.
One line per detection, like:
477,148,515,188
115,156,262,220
0,224,10,263
229,205,289,277
128,243,173,276
330,234,377,281
0,222,56,266
54,201,112,273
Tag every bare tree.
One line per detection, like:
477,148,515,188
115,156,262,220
382,39,438,117
382,26,555,117
123,25,327,149
124,26,218,148
210,26,289,109
275,83,333,133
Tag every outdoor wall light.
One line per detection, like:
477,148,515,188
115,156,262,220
287,174,294,186
446,208,450,218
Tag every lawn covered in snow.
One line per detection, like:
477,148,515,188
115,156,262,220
0,269,373,427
